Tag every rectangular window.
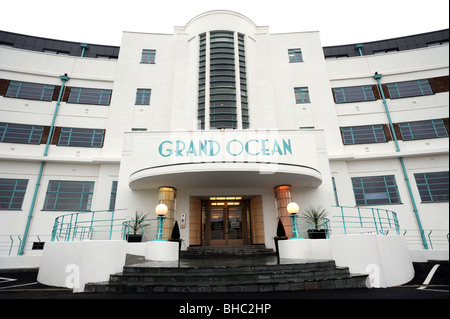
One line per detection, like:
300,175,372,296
341,124,387,145
414,172,449,203
6,81,55,102
109,181,118,211
387,79,433,99
288,48,303,63
398,119,448,141
0,178,28,210
135,89,151,105
68,87,111,105
333,86,376,103
58,127,105,148
294,87,310,104
352,175,401,205
44,180,94,211
0,122,44,145
141,49,156,64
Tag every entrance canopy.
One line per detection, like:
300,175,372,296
129,162,322,189
124,130,324,190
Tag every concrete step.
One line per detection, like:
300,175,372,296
180,245,275,257
85,260,369,293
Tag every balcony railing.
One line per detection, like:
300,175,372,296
2,206,447,256
331,205,400,236
51,209,128,242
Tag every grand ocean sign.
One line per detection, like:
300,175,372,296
158,138,293,158
126,129,323,188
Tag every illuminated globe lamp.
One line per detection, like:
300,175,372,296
155,203,168,241
287,202,303,239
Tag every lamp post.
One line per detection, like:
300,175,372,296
155,203,168,241
287,202,303,239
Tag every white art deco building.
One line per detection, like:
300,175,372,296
0,11,448,259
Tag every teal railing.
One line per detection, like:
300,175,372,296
287,216,331,239
331,205,400,236
3,207,446,255
121,218,159,241
51,209,127,242
0,235,51,256
401,229,449,250
50,209,162,242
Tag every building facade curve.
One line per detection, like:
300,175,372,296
0,11,448,256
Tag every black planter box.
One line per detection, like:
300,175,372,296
307,229,328,239
274,237,288,262
126,234,143,242
169,239,182,254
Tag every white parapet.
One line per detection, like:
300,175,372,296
145,241,179,261
37,239,180,292
331,234,414,288
278,234,414,288
37,240,127,293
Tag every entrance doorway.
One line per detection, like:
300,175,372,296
188,195,265,247
204,198,249,246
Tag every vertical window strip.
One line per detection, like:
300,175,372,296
209,31,237,129
109,181,118,210
332,177,339,206
198,34,206,130
238,34,249,129
0,178,28,210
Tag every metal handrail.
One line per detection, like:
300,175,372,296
51,209,127,242
401,229,449,250
121,218,159,241
331,205,400,236
278,216,331,239
0,234,51,256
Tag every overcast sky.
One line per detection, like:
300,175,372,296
1,0,449,46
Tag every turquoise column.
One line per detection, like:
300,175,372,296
355,44,364,56
373,73,428,249
80,44,89,57
17,74,69,255
154,203,168,241
155,216,167,241
289,214,303,239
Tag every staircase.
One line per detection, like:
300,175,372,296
180,245,275,257
85,260,368,293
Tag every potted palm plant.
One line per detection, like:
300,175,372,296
302,206,329,239
126,210,150,242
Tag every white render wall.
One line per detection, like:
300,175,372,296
0,11,448,256
327,43,449,246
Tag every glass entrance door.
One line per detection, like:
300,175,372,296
227,205,244,246
210,206,226,246
207,201,245,246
